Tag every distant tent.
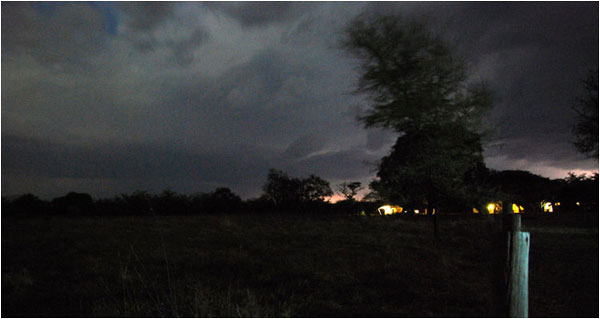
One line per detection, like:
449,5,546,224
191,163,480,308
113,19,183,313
377,205,403,215
540,201,554,213
486,202,503,214
511,203,525,214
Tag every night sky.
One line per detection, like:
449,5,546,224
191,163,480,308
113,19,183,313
2,2,598,200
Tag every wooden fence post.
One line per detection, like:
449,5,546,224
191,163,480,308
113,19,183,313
508,230,529,317
503,214,530,318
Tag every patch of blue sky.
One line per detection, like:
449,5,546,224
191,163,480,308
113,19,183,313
89,2,119,36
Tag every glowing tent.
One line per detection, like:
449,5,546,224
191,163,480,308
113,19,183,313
486,202,503,214
540,201,553,213
377,205,403,215
511,203,525,214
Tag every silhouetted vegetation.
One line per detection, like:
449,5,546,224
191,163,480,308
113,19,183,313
51,192,95,215
341,13,494,214
572,68,599,158
336,181,363,201
2,168,597,218
5,193,49,215
479,170,599,215
370,124,489,213
0,161,596,319
260,169,335,214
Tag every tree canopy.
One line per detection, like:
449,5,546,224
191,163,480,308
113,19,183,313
262,169,333,207
369,123,487,209
572,69,598,159
342,14,494,210
337,182,364,201
341,14,493,133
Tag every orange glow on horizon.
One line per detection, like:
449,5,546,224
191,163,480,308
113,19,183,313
328,194,346,203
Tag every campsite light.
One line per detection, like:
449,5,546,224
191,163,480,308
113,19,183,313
576,202,581,206
542,201,553,213
472,207,479,214
377,205,394,215
554,202,561,206
377,205,403,215
487,203,496,215
511,203,524,214
414,209,420,214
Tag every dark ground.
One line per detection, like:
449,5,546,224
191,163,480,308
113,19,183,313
2,213,598,317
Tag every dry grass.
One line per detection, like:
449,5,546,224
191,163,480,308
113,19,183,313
1,213,597,317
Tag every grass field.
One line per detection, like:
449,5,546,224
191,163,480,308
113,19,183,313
2,213,598,317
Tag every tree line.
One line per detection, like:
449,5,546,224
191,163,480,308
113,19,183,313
1,169,377,217
2,168,597,217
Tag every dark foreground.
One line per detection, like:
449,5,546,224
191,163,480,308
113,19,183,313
2,213,598,317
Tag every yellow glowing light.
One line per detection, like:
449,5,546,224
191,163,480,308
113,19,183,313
554,202,560,206
512,203,524,214
576,202,581,206
414,209,420,214
377,205,393,215
377,205,403,215
487,203,496,215
472,207,479,214
542,202,553,213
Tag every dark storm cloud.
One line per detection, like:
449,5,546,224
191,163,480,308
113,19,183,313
118,2,208,66
2,135,275,198
204,2,315,27
1,2,109,67
365,128,396,152
2,2,597,200
484,135,598,172
172,46,360,151
448,2,599,174
286,148,379,181
119,2,175,32
283,132,327,160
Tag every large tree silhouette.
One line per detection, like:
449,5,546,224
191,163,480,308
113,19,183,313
370,124,487,210
262,169,333,208
341,14,493,210
301,175,334,202
572,69,598,159
336,182,363,201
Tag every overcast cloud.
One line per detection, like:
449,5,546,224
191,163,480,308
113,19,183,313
2,2,598,199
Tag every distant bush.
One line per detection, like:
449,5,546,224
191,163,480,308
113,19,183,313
190,188,243,214
51,192,95,215
154,189,190,215
4,194,49,215
7,169,596,218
